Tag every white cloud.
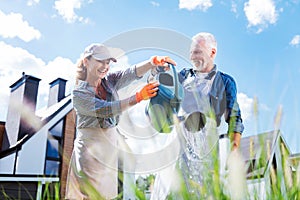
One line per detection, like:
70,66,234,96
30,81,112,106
237,93,271,123
0,42,131,121
179,0,213,11
39,56,75,95
27,0,40,6
231,1,238,15
290,35,300,47
0,42,75,121
0,41,45,74
244,0,278,33
0,10,41,42
237,93,254,121
150,1,160,7
110,56,130,73
54,0,90,23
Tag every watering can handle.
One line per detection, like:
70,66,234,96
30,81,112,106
169,63,179,99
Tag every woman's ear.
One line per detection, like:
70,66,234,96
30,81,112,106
83,57,88,67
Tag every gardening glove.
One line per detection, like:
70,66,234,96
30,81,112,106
150,56,177,66
136,81,159,103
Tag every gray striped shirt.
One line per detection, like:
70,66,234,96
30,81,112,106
72,66,141,129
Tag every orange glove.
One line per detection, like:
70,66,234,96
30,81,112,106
136,82,159,103
151,56,177,66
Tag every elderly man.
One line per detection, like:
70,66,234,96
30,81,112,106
151,32,244,199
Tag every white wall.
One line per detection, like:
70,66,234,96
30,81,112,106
247,178,266,200
0,153,16,174
16,128,48,174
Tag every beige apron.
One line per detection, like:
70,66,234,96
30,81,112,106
65,127,118,200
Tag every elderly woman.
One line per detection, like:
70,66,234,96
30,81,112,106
65,43,176,200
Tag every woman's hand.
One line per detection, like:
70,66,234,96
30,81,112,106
136,81,160,103
150,56,177,67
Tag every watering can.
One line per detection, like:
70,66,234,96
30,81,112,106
145,63,182,133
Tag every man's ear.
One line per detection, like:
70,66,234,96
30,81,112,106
211,48,217,57
211,48,216,55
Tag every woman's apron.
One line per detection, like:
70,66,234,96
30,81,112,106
65,127,118,200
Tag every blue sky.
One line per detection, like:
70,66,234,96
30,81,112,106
0,0,299,153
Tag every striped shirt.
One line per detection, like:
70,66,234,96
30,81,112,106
72,66,141,129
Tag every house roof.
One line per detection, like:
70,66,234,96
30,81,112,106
240,130,281,161
289,152,300,159
36,94,72,121
240,130,282,178
289,153,300,169
0,95,72,159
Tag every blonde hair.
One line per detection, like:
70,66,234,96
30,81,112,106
192,32,217,51
75,55,91,85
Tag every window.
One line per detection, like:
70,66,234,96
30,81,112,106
45,120,64,176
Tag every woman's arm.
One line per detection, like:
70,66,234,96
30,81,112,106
73,82,159,118
135,59,154,78
135,56,177,77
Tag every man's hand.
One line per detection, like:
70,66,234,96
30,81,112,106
231,132,241,151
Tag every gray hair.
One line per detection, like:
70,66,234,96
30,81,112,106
192,32,217,51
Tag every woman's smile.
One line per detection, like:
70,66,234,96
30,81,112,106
98,68,108,74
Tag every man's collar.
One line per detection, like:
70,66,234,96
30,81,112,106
193,64,217,80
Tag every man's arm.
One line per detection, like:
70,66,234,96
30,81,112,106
222,73,244,151
231,132,241,151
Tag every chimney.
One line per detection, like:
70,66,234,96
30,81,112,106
47,78,67,107
1,73,41,151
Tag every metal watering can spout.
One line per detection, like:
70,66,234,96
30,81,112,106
145,63,182,133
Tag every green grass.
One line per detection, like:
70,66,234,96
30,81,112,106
1,103,300,200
